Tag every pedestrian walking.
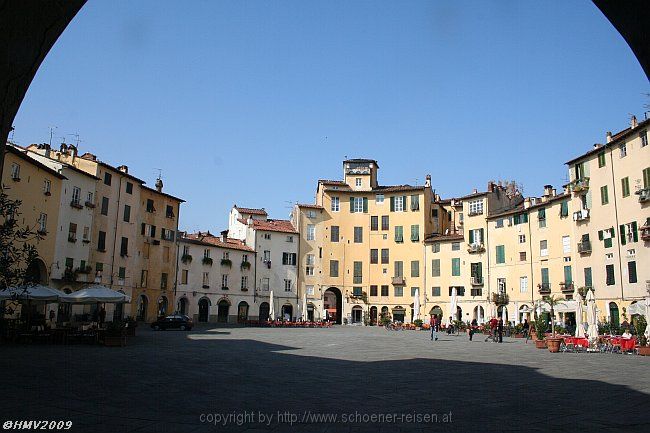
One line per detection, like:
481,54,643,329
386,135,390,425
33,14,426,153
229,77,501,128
99,306,106,326
522,319,529,339
485,316,498,342
469,318,478,341
497,318,504,343
430,315,438,341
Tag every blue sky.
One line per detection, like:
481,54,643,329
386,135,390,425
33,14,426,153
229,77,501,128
12,0,648,232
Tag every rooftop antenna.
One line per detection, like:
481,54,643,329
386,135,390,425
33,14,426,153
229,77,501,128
155,168,162,180
49,126,57,147
68,132,82,147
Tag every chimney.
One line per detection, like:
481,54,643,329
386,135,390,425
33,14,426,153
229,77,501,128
606,132,613,143
155,177,163,192
543,184,553,197
631,115,638,129
524,197,532,209
593,143,602,150
487,181,496,193
117,165,129,174
472,188,478,194
425,174,431,188
247,217,253,227
220,229,228,242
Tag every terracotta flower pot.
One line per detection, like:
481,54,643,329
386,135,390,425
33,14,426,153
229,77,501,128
546,337,562,353
535,339,547,349
639,346,650,356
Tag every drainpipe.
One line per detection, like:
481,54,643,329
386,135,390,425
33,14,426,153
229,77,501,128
109,175,123,289
527,211,535,307
608,151,625,301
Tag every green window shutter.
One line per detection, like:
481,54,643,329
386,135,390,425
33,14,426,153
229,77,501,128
477,262,482,279
564,265,572,283
452,258,460,276
363,197,368,213
390,196,395,212
621,177,629,197
541,268,549,284
350,197,355,213
538,208,546,219
632,221,638,242
598,230,603,241
604,238,612,248
141,223,145,235
560,201,568,217
402,196,407,211
468,230,474,244
644,167,650,189
620,225,626,245
584,267,592,287
479,228,484,242
610,227,615,238
514,214,520,225
523,213,528,223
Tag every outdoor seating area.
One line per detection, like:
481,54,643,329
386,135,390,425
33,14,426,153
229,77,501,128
560,335,639,354
244,320,333,328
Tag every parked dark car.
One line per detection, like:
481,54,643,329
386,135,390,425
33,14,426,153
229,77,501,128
151,314,193,331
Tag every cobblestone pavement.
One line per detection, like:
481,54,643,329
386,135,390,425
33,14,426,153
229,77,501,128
1,325,649,433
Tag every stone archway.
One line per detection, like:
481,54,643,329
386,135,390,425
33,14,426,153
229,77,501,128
136,294,148,322
237,301,249,323
198,298,210,322
324,287,342,324
259,302,270,322
177,297,188,315
25,258,47,284
217,299,230,323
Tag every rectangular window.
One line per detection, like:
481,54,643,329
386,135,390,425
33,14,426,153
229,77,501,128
584,267,592,288
606,264,615,286
68,223,77,242
43,179,51,194
394,287,403,297
621,177,630,198
86,191,93,205
381,215,389,230
495,245,505,264
353,261,362,284
353,286,362,296
100,197,109,215
540,240,548,257
518,234,526,244
284,279,292,292
307,224,315,241
411,260,419,277
104,172,112,186
37,213,47,233
381,285,389,296
562,235,571,254
351,197,366,213
370,216,378,231
563,265,572,284
370,285,378,296
628,261,637,284
393,196,405,212
146,199,155,213
202,272,210,287
431,287,441,296
451,242,460,251
222,274,228,289
123,205,131,222
126,182,133,194
394,261,403,277
330,260,339,277
120,237,128,256
641,130,648,147
354,226,363,243
644,167,650,189
410,287,419,297
432,242,440,253
431,259,441,277
410,195,420,211
381,248,389,264
376,194,384,204
410,225,419,242
330,226,339,242
541,267,549,285
370,249,378,264
181,269,188,285
97,231,106,251
620,143,627,158
118,266,126,281
166,205,174,218
468,199,483,215
71,186,81,206
10,163,20,179
520,276,528,293
281,252,297,265
451,258,460,276
519,251,526,261
331,197,340,212
240,276,248,290
496,218,504,228
601,185,609,205
394,226,404,243
560,201,569,217
598,151,606,167
306,285,314,295
305,254,314,276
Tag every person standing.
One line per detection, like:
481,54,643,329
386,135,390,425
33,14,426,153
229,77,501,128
497,318,504,343
99,306,106,326
522,319,529,339
430,314,438,341
469,318,478,341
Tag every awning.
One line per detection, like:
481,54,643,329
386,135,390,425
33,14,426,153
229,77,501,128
0,285,66,301
60,285,131,304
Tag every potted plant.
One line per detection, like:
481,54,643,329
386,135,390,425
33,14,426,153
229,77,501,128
379,314,392,327
202,256,213,266
240,260,251,270
513,323,524,338
220,258,232,267
104,320,127,347
543,295,565,353
534,315,547,349
636,316,649,356
181,253,192,264
124,317,137,336
413,319,423,330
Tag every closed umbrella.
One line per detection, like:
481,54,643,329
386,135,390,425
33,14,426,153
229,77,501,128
586,290,598,341
301,294,308,321
268,290,275,320
449,287,457,325
574,292,585,337
413,288,420,322
645,297,650,340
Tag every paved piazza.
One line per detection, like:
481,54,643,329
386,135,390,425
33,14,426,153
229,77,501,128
1,326,649,433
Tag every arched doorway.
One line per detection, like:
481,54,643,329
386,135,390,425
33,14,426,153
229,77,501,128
324,287,342,324
473,306,485,323
497,305,508,323
369,306,377,325
518,305,530,324
237,301,249,323
307,303,315,322
25,258,47,284
158,296,168,318
217,299,230,323
456,306,463,321
430,305,442,319
392,306,406,323
609,302,620,328
137,295,148,322
177,297,188,315
259,302,270,322
198,298,210,322
351,305,363,324
281,304,293,321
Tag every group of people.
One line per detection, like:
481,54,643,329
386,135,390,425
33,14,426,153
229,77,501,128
428,314,531,343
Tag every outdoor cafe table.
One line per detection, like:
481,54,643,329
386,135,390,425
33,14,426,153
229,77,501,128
563,336,589,348
610,337,637,351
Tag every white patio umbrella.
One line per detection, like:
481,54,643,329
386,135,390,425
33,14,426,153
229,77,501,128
574,292,586,337
268,290,275,320
1,285,66,301
413,288,420,322
449,287,457,324
61,285,130,304
644,297,650,340
301,293,308,321
627,302,645,316
586,290,598,341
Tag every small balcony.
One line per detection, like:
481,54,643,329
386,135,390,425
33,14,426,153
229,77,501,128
70,200,83,209
84,201,95,208
467,243,485,254
642,224,650,241
571,177,590,194
202,257,213,266
573,209,590,222
491,293,509,305
538,283,551,294
637,187,650,203
577,241,592,254
467,210,483,217
391,276,405,286
470,276,483,286
560,282,575,293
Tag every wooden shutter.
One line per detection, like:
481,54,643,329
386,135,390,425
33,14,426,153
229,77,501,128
598,230,603,241
479,228,484,242
141,223,146,235
390,196,395,212
363,197,368,213
469,230,474,244
402,196,407,211
632,221,638,242
620,225,626,245
349,197,355,213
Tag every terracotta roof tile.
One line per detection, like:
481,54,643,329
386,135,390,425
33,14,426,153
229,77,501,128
234,206,268,215
182,232,254,252
238,218,297,234
297,203,324,209
373,185,425,193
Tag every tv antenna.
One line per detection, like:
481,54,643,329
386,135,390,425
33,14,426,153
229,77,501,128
49,126,57,147
155,168,162,180
68,132,82,147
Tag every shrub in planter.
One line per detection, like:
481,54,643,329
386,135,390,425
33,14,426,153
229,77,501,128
181,254,193,264
104,321,127,347
202,256,213,266
413,319,423,329
220,258,232,267
379,315,392,326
